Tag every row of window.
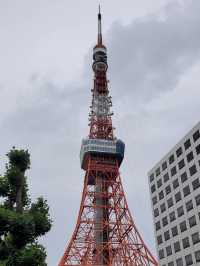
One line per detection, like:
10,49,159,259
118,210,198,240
161,250,200,266
149,130,200,183
151,161,198,194
157,213,200,245
153,179,200,218
159,231,200,259
155,194,200,230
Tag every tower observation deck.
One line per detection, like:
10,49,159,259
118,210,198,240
58,6,158,266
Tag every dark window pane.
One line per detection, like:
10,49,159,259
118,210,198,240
166,245,172,256
151,184,156,193
182,237,190,248
162,216,168,227
181,172,187,183
164,230,170,241
163,172,169,182
167,197,173,208
187,151,194,163
155,221,161,231
183,185,190,197
195,250,200,262
186,200,193,212
159,249,165,259
177,206,184,217
157,235,163,245
189,215,196,227
154,208,159,217
175,191,182,202
171,226,178,237
196,144,200,155
185,254,193,266
150,173,154,182
169,211,176,222
189,164,197,176
192,232,200,245
176,147,182,157
171,166,177,176
174,241,181,252
162,161,167,171
169,154,175,164
192,178,200,190
176,258,183,266
157,178,162,188
178,159,185,170
152,196,157,205
168,262,174,266
180,221,187,232
195,194,200,206
159,191,164,200
184,139,191,150
193,130,200,142
165,185,171,195
156,167,161,177
173,179,179,189
160,203,166,213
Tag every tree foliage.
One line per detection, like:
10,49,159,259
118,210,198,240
0,148,52,266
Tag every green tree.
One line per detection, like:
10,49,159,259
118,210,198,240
0,147,52,266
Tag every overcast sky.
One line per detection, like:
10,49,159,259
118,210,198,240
1,1,200,265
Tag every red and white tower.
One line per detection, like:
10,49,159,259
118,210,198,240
59,7,158,266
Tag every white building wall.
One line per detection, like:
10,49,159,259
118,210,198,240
148,122,200,266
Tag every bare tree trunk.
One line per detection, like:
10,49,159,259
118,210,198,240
16,173,24,213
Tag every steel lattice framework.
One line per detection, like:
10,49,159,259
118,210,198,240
58,7,158,266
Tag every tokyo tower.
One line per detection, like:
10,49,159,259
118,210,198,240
59,7,158,266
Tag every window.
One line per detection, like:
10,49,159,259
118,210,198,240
155,221,161,231
178,159,185,170
192,232,200,245
152,196,157,205
149,173,154,182
176,147,182,157
183,185,190,197
195,250,200,263
171,226,178,237
182,237,190,248
177,206,184,217
168,262,174,266
160,203,166,213
174,241,181,253
184,139,191,150
181,172,187,183
186,200,193,212
176,258,183,266
196,144,200,155
156,167,161,176
166,245,172,256
167,197,173,208
187,151,194,163
159,191,164,200
162,161,167,171
157,178,162,188
173,179,179,189
195,194,200,206
171,166,177,176
193,130,200,142
192,178,200,190
189,215,196,228
185,254,193,266
169,154,175,164
151,184,156,193
159,249,165,259
164,230,170,241
154,208,159,218
169,211,176,222
180,221,187,232
189,164,197,176
165,185,171,195
163,172,169,182
175,191,182,202
157,235,163,245
162,216,168,227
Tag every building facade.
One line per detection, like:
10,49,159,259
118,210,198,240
148,122,200,266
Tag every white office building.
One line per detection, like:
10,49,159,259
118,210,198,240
148,122,200,266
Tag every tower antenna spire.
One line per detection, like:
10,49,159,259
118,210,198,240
98,4,102,45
